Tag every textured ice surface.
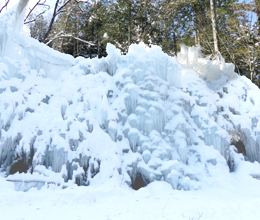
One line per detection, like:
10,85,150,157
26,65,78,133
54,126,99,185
178,45,237,82
0,1,260,191
0,0,74,80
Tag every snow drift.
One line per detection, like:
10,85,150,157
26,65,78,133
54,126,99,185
1,0,260,192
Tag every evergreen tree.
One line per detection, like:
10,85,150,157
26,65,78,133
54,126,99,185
28,14,48,42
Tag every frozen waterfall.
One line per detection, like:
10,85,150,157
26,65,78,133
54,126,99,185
1,0,260,192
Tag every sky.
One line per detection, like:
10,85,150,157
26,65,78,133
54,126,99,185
0,0,55,13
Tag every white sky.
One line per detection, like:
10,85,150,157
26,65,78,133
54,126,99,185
0,0,55,13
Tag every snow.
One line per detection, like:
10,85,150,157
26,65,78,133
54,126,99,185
1,175,260,220
1,1,260,219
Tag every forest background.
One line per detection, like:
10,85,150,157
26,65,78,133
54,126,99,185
0,0,259,86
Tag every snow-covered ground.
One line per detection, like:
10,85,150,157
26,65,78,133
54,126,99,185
1,173,260,220
1,1,260,219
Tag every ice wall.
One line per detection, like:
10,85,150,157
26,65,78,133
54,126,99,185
0,0,74,80
1,3,260,191
177,45,237,81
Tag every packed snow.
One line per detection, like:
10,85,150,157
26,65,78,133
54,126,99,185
1,1,260,219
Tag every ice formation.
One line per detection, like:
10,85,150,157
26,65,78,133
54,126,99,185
1,0,260,192
0,0,74,80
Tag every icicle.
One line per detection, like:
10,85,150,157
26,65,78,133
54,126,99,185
128,113,139,129
60,98,67,120
86,110,95,133
167,170,179,189
106,43,121,76
181,176,191,191
144,114,153,135
124,84,139,114
142,150,151,164
100,95,109,129
128,128,140,152
177,45,237,81
108,120,117,141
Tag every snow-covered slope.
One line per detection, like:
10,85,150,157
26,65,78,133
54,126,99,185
1,0,260,194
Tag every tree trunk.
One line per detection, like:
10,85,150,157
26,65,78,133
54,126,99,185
210,0,219,53
97,35,100,58
173,31,177,56
255,0,260,31
77,12,79,57
194,4,200,46
128,1,132,47
43,0,59,43
73,38,76,57
61,8,72,53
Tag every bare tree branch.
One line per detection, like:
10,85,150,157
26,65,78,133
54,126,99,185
56,0,72,14
43,0,60,43
0,0,10,14
24,0,50,24
74,0,88,13
46,34,95,46
24,10,47,24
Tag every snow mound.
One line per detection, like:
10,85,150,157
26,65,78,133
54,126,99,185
0,0,260,192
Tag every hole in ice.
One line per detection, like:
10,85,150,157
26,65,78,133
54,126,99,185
231,136,246,156
41,96,50,104
9,159,28,174
217,92,223,98
0,88,6,94
10,86,18,92
107,90,113,98
132,171,150,190
234,140,246,156
25,108,35,113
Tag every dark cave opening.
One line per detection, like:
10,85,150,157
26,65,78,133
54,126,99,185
9,159,28,174
234,140,246,156
132,171,150,190
228,140,247,172
9,145,34,175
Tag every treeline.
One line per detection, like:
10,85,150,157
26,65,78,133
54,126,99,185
2,0,260,86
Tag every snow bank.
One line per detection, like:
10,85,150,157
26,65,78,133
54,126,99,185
0,0,260,192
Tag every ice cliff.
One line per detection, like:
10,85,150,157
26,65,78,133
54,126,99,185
1,0,260,191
